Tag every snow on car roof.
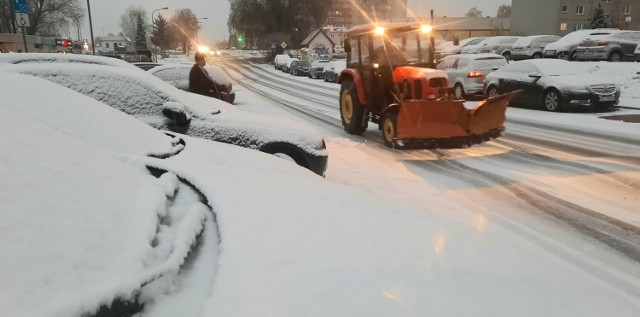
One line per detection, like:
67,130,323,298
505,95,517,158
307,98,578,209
0,76,175,315
0,52,138,69
0,72,175,157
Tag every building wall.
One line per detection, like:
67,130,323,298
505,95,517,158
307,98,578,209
327,0,353,27
513,0,639,36
511,0,562,35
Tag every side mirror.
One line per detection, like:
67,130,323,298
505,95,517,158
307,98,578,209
162,102,191,127
344,41,351,53
528,72,542,79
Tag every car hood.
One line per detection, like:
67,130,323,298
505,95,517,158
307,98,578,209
544,74,616,90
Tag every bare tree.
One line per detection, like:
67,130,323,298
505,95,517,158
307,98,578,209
0,0,85,36
497,4,511,18
169,8,200,53
120,5,149,41
465,7,483,18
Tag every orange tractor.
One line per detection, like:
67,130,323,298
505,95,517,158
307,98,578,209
338,22,517,148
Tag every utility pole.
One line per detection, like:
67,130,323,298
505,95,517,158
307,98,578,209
87,0,95,54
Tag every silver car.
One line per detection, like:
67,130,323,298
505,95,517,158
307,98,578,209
475,36,522,59
543,28,619,60
575,31,640,62
437,53,508,100
510,35,561,60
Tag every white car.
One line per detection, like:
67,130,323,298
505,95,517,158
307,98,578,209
437,37,486,57
543,28,620,60
437,53,508,99
273,53,292,70
511,35,561,60
464,36,521,58
0,63,328,175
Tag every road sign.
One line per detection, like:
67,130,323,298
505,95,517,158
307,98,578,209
15,13,29,27
281,42,287,49
13,0,28,13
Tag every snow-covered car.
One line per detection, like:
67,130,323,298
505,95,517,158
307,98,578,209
543,28,619,60
0,52,140,68
0,63,328,176
280,57,299,73
437,53,508,99
148,63,236,104
475,36,522,59
289,60,311,76
308,55,331,79
575,30,640,62
510,35,561,60
436,37,486,58
133,62,162,71
273,53,292,70
484,59,620,111
323,59,347,83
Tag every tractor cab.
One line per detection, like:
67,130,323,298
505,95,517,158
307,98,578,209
338,22,517,148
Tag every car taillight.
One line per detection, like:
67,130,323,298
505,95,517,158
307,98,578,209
467,71,484,78
598,42,609,46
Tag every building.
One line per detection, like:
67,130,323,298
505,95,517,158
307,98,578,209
512,0,639,36
0,33,57,53
98,35,130,54
429,17,511,40
326,0,408,28
300,29,335,54
322,26,348,47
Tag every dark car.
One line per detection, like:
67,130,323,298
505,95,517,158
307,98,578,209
149,63,236,104
484,59,620,112
308,55,331,79
323,60,346,83
289,60,311,76
575,31,640,62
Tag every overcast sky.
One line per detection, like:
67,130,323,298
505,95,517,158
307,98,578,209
80,0,508,44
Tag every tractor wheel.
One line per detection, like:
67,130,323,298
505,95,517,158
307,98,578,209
543,89,562,112
340,79,367,135
382,112,397,148
454,83,465,100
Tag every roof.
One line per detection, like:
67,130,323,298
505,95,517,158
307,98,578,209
406,17,511,31
300,29,335,47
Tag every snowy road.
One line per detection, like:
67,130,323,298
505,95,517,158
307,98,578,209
214,55,640,291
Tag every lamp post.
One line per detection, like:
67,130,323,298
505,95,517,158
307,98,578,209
86,0,95,54
151,7,168,61
197,17,208,44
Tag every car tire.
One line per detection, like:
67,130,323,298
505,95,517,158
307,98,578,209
608,52,622,62
454,83,465,100
324,74,328,82
543,89,562,112
502,51,511,61
532,52,543,59
382,111,397,148
568,51,577,61
487,85,499,98
340,79,367,135
335,74,340,83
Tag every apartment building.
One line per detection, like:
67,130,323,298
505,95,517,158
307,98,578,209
512,0,639,36
326,0,408,28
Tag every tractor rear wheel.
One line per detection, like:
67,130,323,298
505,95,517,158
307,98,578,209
382,112,397,148
340,79,367,134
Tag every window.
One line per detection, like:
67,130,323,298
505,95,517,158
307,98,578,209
561,5,568,13
602,0,611,3
576,6,584,15
623,5,631,15
105,43,109,48
560,22,568,30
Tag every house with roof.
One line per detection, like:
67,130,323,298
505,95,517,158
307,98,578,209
300,29,335,55
98,35,131,54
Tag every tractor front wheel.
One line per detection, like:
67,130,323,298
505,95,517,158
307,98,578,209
340,79,367,135
382,112,397,148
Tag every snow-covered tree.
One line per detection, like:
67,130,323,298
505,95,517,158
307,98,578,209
586,4,609,29
497,4,511,18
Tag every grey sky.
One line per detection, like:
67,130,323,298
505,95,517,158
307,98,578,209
81,0,507,44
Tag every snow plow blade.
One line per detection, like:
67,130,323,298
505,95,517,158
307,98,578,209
394,91,520,149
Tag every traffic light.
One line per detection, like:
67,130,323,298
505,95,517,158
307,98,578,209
237,35,244,44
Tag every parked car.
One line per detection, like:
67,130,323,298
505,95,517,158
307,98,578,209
510,35,561,60
289,60,311,76
575,30,640,62
436,37,486,58
274,54,292,70
132,62,162,71
0,52,139,69
148,63,236,104
0,63,328,175
484,59,620,112
475,36,522,59
281,57,299,73
543,28,619,60
323,60,347,83
308,55,331,79
437,53,508,100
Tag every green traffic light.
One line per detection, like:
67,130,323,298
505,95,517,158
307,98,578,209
237,36,244,43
